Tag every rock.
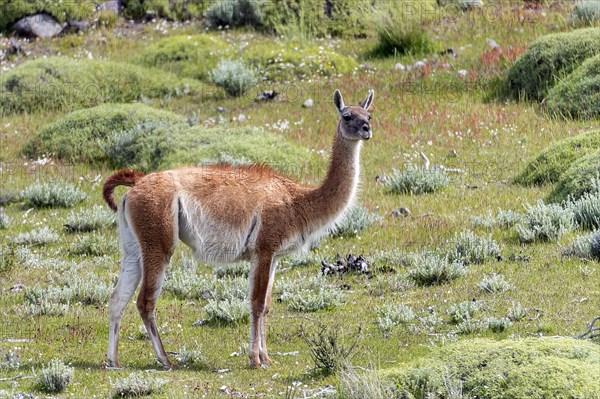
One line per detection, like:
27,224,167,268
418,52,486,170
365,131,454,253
303,98,314,108
216,106,227,113
391,207,411,218
67,20,91,33
13,14,64,39
394,62,406,71
97,0,123,14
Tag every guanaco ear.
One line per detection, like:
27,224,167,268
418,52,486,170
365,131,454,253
333,89,345,115
360,90,374,110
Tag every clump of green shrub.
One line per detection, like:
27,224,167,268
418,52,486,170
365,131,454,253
561,233,600,260
447,300,480,324
478,273,510,294
241,41,357,82
574,0,600,24
70,234,118,256
204,297,249,324
505,28,600,101
567,186,600,229
214,262,250,278
332,205,382,238
0,208,10,229
377,303,416,333
120,0,207,21
515,130,600,185
23,181,86,208
164,258,214,300
381,338,600,399
13,227,59,246
407,252,465,286
65,205,117,232
546,53,600,119
516,200,576,242
446,230,501,265
384,165,450,195
1,57,198,115
206,0,265,28
0,1,96,32
278,275,344,312
472,208,523,229
175,343,207,369
548,150,600,202
136,34,232,81
37,358,74,393
372,2,436,56
209,59,258,97
111,371,166,398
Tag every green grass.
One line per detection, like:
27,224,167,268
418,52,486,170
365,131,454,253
0,3,598,398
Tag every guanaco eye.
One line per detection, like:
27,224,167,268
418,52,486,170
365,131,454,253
368,115,372,121
343,115,351,121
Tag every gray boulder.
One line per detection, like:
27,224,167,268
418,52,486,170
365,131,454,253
13,14,63,39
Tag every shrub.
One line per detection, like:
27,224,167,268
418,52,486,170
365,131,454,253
380,338,600,399
447,300,480,324
164,260,214,299
214,262,250,278
574,0,600,24
175,343,207,368
0,349,20,370
37,359,74,393
13,227,59,246
70,234,118,256
478,273,510,294
241,41,357,82
561,233,600,260
24,181,86,208
456,319,486,335
0,57,199,115
447,230,501,265
377,304,416,333
486,317,512,333
111,372,166,398
301,322,359,375
505,28,600,101
548,151,600,202
281,276,344,312
508,301,527,322
546,53,600,119
136,34,232,81
25,299,69,316
0,208,10,229
338,366,390,399
407,252,466,286
209,59,258,97
24,103,185,166
372,2,436,56
120,0,207,21
515,130,600,186
206,0,265,28
332,206,382,238
204,297,249,324
472,208,523,229
0,1,95,32
25,273,112,307
516,200,576,242
65,205,117,232
567,188,600,229
384,165,450,195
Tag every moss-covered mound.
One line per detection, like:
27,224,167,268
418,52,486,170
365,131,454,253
0,0,96,32
136,34,232,81
548,150,600,203
0,57,199,115
161,126,316,176
515,130,600,185
241,41,357,82
24,103,186,168
381,338,600,399
546,53,600,119
505,28,600,101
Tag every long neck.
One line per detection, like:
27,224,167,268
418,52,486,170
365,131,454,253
302,122,362,226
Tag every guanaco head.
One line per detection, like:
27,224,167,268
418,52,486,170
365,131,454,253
333,89,374,141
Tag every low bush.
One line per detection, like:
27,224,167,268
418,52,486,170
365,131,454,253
175,343,207,369
0,0,95,32
567,188,600,229
546,53,600,119
65,205,117,232
13,227,59,246
548,150,600,202
24,181,86,208
164,261,214,300
516,200,576,242
0,208,10,229
241,41,357,82
478,273,510,294
37,359,74,393
204,297,249,324
515,129,600,186
25,273,112,307
214,262,250,279
24,103,185,166
136,34,232,81
205,0,265,28
508,301,527,322
446,230,501,265
278,275,344,312
301,322,359,375
447,300,480,324
381,338,600,399
209,59,258,97
574,0,600,24
1,57,199,115
472,208,523,229
561,233,600,261
377,304,416,333
120,0,207,21
0,349,20,370
505,28,600,101
384,165,450,195
332,205,382,238
485,317,512,333
70,234,118,256
407,252,465,286
111,372,166,398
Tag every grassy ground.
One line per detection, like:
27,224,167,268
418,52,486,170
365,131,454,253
1,3,599,398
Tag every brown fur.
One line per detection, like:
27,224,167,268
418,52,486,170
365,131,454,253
103,90,374,370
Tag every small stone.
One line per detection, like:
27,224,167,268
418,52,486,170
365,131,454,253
391,207,411,218
216,106,227,113
394,63,406,71
303,98,314,108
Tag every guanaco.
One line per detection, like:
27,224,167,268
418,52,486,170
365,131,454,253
103,89,374,369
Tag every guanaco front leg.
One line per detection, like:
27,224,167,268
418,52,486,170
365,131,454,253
259,260,277,365
249,253,273,369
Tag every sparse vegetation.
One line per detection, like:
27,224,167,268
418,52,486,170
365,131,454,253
209,59,258,97
447,300,480,324
478,273,510,294
111,372,166,398
408,252,466,286
447,230,501,265
13,227,59,246
333,205,382,238
65,205,117,232
516,201,576,242
301,322,360,375
384,165,451,195
377,303,416,333
24,181,86,208
37,359,74,393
